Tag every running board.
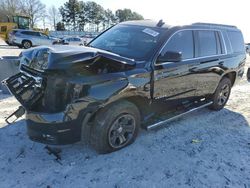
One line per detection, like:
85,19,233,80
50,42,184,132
146,101,213,130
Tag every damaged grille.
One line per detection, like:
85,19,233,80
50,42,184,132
2,72,45,109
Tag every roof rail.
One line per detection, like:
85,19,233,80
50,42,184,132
192,22,237,29
157,19,165,27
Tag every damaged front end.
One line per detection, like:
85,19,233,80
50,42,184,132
2,45,135,145
2,72,44,109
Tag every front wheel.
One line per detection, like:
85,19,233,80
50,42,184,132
91,100,140,154
209,77,232,111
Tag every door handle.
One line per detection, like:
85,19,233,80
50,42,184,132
189,67,198,73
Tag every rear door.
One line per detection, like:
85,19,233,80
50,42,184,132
153,30,199,101
194,30,225,96
39,33,52,45
70,38,79,45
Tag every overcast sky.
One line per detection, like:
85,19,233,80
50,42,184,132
42,0,250,42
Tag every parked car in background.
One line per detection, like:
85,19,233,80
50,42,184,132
8,29,59,49
80,34,96,45
57,36,84,46
3,20,246,154
245,43,250,55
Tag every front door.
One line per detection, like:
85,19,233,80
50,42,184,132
153,30,198,101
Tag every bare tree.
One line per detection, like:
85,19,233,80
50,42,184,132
48,5,59,30
20,0,46,28
0,0,22,17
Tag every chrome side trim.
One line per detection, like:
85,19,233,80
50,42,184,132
146,101,213,130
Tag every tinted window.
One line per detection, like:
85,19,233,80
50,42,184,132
197,31,217,56
21,31,30,35
21,31,40,36
215,32,223,54
222,31,233,54
162,30,194,59
11,30,18,35
227,31,245,53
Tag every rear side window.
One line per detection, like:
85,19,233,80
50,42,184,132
222,31,233,54
21,31,40,36
162,30,194,60
21,31,31,35
227,31,245,53
197,30,218,57
12,30,18,34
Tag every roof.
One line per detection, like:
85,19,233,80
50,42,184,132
190,22,238,31
120,20,171,29
120,20,239,31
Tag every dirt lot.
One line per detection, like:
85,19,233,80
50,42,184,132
0,41,250,188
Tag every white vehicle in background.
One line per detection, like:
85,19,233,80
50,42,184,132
8,29,59,49
61,37,84,46
82,35,94,45
246,43,250,55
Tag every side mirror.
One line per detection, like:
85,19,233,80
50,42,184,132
157,51,182,63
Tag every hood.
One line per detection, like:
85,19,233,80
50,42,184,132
19,45,136,72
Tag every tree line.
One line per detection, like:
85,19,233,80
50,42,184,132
0,0,144,32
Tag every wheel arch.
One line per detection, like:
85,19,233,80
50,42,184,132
22,39,32,47
87,95,150,125
222,71,237,87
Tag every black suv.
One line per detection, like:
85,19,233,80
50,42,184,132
3,20,246,153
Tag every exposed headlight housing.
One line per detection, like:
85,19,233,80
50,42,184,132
29,49,50,71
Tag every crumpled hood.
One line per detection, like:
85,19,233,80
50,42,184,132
20,45,136,71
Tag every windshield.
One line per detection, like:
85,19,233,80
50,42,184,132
89,25,165,60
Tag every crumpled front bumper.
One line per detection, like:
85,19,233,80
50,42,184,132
26,104,96,145
3,72,98,145
26,111,82,145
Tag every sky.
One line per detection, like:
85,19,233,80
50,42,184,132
41,0,250,42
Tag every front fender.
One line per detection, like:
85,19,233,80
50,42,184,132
67,71,151,119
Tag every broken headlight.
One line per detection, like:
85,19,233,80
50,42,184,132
30,49,50,71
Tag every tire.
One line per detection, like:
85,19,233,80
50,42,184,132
22,40,32,49
91,100,140,154
209,77,232,111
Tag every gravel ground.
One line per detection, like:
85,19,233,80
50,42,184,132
0,40,250,188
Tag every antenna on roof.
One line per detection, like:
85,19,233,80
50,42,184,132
157,19,165,27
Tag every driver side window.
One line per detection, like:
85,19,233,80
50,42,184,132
162,30,194,60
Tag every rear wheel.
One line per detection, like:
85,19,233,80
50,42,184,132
91,100,140,154
22,40,32,49
209,77,231,111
